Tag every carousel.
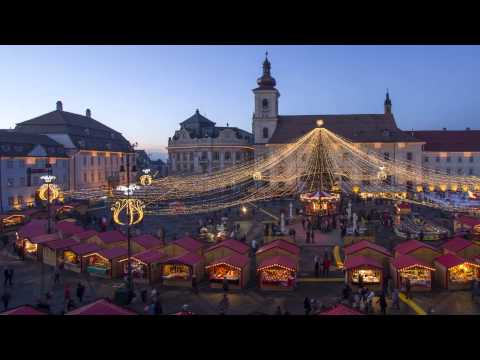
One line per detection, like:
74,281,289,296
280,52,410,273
300,191,339,217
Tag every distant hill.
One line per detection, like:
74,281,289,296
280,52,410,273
147,151,168,162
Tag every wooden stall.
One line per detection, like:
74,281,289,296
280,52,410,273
343,235,376,247
0,305,47,316
434,253,480,290
257,255,297,291
163,236,204,257
206,253,250,289
453,215,480,236
204,238,249,263
344,255,384,291
442,237,480,259
160,252,204,287
255,239,300,265
42,237,80,267
319,304,364,316
390,254,435,292
344,240,392,269
63,243,102,273
131,234,164,253
86,230,127,249
70,230,100,244
83,247,128,279
118,249,166,284
0,214,27,232
19,233,61,261
15,219,48,252
394,239,442,265
66,298,136,315
55,221,85,239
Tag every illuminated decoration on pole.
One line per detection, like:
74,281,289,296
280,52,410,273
111,184,145,226
252,171,262,181
377,166,387,181
38,175,60,203
139,168,153,186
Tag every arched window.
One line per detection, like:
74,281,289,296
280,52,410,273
262,127,269,138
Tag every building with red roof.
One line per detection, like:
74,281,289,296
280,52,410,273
442,237,480,259
83,247,129,279
206,253,250,289
17,232,61,260
394,239,441,265
390,254,435,291
434,253,480,290
17,219,48,240
63,242,102,273
255,239,300,267
66,298,136,315
319,304,364,316
42,237,79,267
131,234,164,253
204,238,250,263
344,255,384,290
71,230,99,243
257,255,297,291
160,252,205,287
56,221,84,239
0,305,47,316
344,240,392,267
119,249,166,284
163,236,204,257
87,230,127,249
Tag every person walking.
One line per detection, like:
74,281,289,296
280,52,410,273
366,289,375,314
3,268,9,287
192,275,198,294
314,259,320,278
7,268,13,286
471,278,479,301
405,278,412,300
1,290,11,310
219,294,230,315
391,288,400,310
377,293,387,315
53,267,60,285
64,284,71,304
305,229,310,244
76,282,85,303
322,257,331,277
154,298,163,315
303,297,311,315
222,276,229,293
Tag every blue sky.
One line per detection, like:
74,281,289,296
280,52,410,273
1,45,479,158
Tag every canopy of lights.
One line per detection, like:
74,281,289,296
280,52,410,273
67,123,480,216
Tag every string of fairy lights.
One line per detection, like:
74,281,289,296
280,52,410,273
64,122,480,217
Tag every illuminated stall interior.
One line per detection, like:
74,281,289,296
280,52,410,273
63,243,101,272
83,247,128,278
119,249,165,284
206,253,249,289
344,255,383,290
257,255,297,291
20,233,61,260
434,253,480,290
442,237,480,260
390,254,435,291
160,252,204,286
1,214,26,230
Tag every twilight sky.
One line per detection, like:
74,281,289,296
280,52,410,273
1,45,479,158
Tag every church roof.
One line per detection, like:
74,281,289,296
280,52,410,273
180,109,216,128
268,114,421,144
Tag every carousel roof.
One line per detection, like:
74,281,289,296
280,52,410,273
29,232,61,244
257,255,297,272
456,215,480,227
391,254,435,271
173,236,203,252
96,247,128,260
319,304,364,316
73,230,98,241
132,234,164,249
206,239,249,255
344,255,383,270
434,253,471,269
133,249,166,264
66,298,136,315
68,242,101,256
300,191,336,201
394,239,440,255
56,221,84,236
162,252,203,266
0,305,47,315
256,239,300,256
442,237,478,253
17,220,48,239
98,230,127,244
344,240,392,257
206,253,250,269
43,237,79,250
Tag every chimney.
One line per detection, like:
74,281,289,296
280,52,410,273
86,108,91,118
466,127,471,131
443,127,447,131
56,101,63,111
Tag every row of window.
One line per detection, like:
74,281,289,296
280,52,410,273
81,171,124,184
6,159,67,169
424,156,474,163
173,151,252,162
6,175,68,187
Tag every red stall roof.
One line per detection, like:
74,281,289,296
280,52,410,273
206,253,250,269
162,252,203,266
95,247,128,260
456,216,480,227
66,299,136,315
30,233,61,244
56,221,84,236
319,304,364,316
1,305,47,315
442,237,478,253
345,240,392,257
344,255,383,270
73,230,98,241
435,253,472,269
173,236,203,252
256,239,300,256
394,239,440,255
257,255,297,272
44,237,79,251
98,230,127,244
391,254,435,271
205,239,250,255
68,242,101,256
132,234,164,249
17,220,48,239
132,249,166,264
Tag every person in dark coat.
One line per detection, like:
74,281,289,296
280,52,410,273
7,268,13,286
306,230,311,244
154,298,163,315
405,278,412,299
358,273,364,289
304,297,312,315
76,282,86,303
3,268,9,287
377,293,387,315
1,290,11,310
192,275,198,294
222,276,229,292
314,260,320,278
140,288,148,303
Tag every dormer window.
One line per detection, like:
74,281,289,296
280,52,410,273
110,133,115,139
84,128,90,135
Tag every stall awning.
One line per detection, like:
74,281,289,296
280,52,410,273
30,233,62,245
394,239,440,255
131,249,166,265
345,240,392,257
391,254,435,271
73,230,98,242
98,230,127,244
442,237,478,253
456,216,480,227
206,253,249,270
161,252,203,266
66,299,136,315
344,255,383,270
132,234,164,249
319,304,364,316
173,236,203,253
0,305,47,315
17,220,48,239
205,239,250,255
434,253,479,269
44,237,79,251
257,255,297,272
68,242,102,256
256,239,300,256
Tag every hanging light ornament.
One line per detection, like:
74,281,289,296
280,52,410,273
253,171,262,181
111,184,145,225
139,168,153,186
38,175,60,203
377,166,388,181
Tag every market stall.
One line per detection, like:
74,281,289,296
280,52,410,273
19,233,61,261
86,230,127,249
15,219,48,247
255,239,300,265
453,215,480,236
131,234,164,253
83,247,128,278
63,243,102,273
318,304,364,316
160,252,204,286
66,298,136,315
204,238,249,263
55,221,84,239
206,253,250,289
344,255,384,290
434,253,480,290
163,236,204,257
119,249,166,284
395,202,412,216
442,237,480,259
0,305,47,316
42,237,80,267
344,240,392,268
394,239,442,265
70,230,100,244
390,254,435,291
0,214,26,232
257,255,297,291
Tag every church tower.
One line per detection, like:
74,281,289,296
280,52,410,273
252,53,280,146
384,89,392,114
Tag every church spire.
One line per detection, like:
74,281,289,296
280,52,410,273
384,89,392,114
256,52,276,89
